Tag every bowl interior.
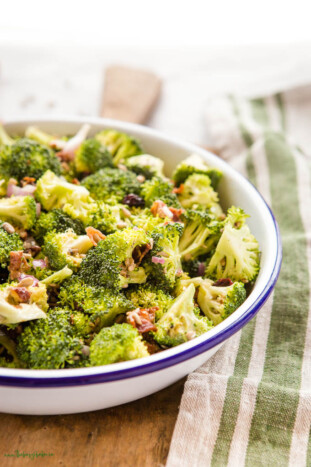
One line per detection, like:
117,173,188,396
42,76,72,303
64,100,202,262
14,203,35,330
0,117,280,380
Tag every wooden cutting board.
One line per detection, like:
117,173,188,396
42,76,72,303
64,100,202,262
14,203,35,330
101,65,162,124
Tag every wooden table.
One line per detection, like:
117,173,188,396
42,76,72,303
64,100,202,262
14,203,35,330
1,378,185,466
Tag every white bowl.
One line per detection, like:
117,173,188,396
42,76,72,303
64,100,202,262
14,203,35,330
0,117,282,415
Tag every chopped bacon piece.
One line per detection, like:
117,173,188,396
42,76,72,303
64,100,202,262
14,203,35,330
85,227,106,246
8,287,31,304
21,177,36,186
172,184,184,194
150,200,173,219
169,207,184,222
213,278,233,287
71,178,80,185
8,251,30,280
132,242,153,266
150,200,184,222
145,341,161,354
126,307,158,333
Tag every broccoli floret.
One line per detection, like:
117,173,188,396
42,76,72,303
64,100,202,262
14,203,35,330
95,129,143,165
0,138,61,181
25,126,56,146
36,169,91,209
141,176,181,208
36,171,96,224
87,202,132,234
58,276,134,326
89,323,149,365
174,276,205,296
0,124,14,146
79,228,150,289
17,308,84,369
0,281,48,325
32,209,85,243
40,265,73,285
0,329,21,367
197,278,246,324
179,210,222,261
81,167,141,203
153,283,213,347
131,207,166,233
125,154,165,179
178,174,223,218
173,154,222,189
146,223,183,291
0,223,23,268
126,284,173,320
206,206,260,283
0,196,37,229
74,138,114,174
43,229,93,270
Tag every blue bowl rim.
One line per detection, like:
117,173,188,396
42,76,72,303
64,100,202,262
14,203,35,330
0,120,282,388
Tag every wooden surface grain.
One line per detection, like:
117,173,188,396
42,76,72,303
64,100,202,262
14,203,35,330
0,377,185,467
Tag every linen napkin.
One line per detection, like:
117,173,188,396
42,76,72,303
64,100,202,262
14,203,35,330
166,85,311,467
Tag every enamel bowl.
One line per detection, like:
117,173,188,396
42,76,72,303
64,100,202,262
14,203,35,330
0,117,282,415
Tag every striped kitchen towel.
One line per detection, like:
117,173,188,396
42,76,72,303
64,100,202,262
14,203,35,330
166,85,311,467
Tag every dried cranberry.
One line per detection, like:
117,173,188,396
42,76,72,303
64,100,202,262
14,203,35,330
122,193,145,207
213,278,233,287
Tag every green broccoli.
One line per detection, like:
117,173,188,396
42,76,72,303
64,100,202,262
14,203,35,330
206,206,260,283
74,138,114,174
131,207,166,233
25,126,56,146
32,209,85,242
89,323,149,366
95,129,143,165
141,176,181,208
0,138,61,181
0,196,37,229
174,276,205,296
40,265,73,286
126,284,173,320
0,281,48,325
0,124,14,146
153,283,213,347
179,210,222,261
0,329,21,367
79,228,151,289
43,229,94,270
87,202,132,234
146,223,183,291
173,154,222,189
196,278,246,324
58,275,134,327
0,223,23,268
81,167,142,203
125,154,165,179
17,308,84,369
36,170,95,222
178,173,223,218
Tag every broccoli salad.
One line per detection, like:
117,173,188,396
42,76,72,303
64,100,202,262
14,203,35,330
0,124,260,369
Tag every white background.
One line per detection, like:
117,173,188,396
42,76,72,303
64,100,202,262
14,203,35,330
1,0,311,47
1,0,311,144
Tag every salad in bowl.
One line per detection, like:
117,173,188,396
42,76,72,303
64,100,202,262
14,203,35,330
0,123,260,371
